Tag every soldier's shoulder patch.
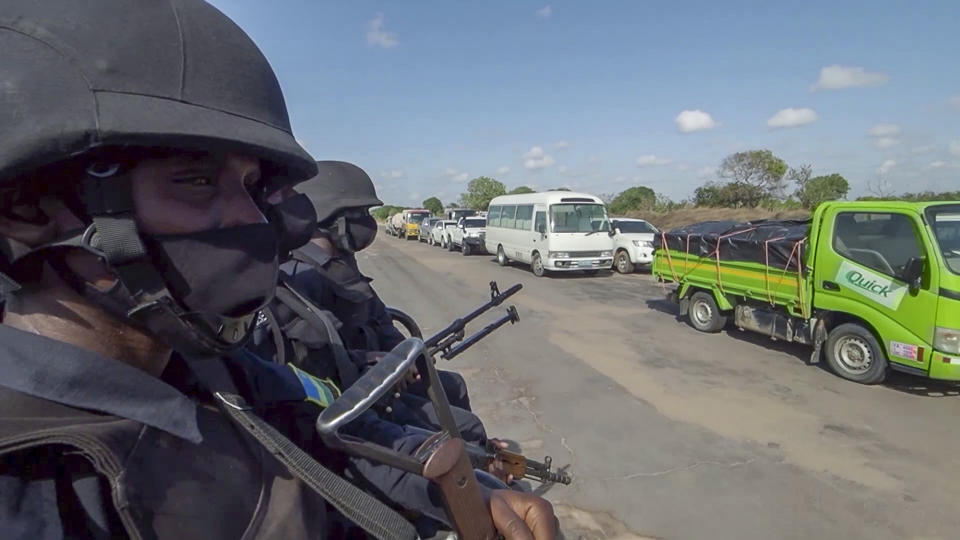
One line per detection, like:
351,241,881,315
287,364,341,408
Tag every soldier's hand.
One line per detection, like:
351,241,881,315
488,489,559,540
364,351,420,392
486,439,515,483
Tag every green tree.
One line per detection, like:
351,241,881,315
371,205,406,221
694,181,766,208
609,186,656,215
422,196,444,215
459,176,506,210
796,173,849,209
548,187,572,191
718,149,789,199
508,185,535,195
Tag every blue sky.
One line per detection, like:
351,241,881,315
209,0,960,206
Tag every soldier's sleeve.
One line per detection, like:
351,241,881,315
369,295,406,351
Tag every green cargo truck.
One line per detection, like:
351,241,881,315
653,201,960,384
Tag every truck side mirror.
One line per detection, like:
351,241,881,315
901,256,924,293
537,223,546,234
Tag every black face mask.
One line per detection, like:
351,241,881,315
329,214,378,254
266,193,318,255
144,223,280,318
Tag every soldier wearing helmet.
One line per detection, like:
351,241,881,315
0,1,558,539
266,160,473,411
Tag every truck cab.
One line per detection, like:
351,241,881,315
448,217,487,255
401,210,431,240
807,201,960,382
610,218,658,273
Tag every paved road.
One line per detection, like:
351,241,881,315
358,234,960,540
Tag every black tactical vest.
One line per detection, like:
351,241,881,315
0,386,329,540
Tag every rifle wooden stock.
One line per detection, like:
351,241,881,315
422,437,497,540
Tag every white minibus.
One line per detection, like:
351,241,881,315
484,192,614,276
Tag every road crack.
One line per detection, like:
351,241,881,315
605,458,756,481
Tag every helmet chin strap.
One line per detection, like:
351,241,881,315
5,164,258,357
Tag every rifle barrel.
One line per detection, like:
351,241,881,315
443,308,518,360
424,283,522,348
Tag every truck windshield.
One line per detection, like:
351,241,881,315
615,220,657,234
550,204,610,233
928,206,960,274
408,214,428,224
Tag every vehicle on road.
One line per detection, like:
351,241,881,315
431,220,458,247
485,192,614,277
653,201,960,384
610,218,658,273
419,217,442,243
387,212,404,237
448,217,487,255
446,208,477,222
397,209,430,240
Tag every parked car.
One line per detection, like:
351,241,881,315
431,220,458,247
484,192,614,276
419,217,442,242
610,218,659,273
448,217,487,255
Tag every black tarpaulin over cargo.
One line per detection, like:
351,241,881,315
655,219,810,269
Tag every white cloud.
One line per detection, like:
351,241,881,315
587,155,599,163
929,161,946,169
381,169,405,179
536,5,552,19
874,137,899,149
948,95,960,110
810,65,889,91
676,164,689,172
868,123,901,137
635,154,673,166
911,145,936,154
496,165,511,175
696,166,716,179
366,13,398,48
523,146,555,170
766,107,818,129
675,109,718,133
558,165,568,174
555,140,570,149
950,141,960,157
443,168,469,183
877,159,896,175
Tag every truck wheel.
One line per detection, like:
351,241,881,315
688,291,727,333
824,323,888,384
615,250,634,274
447,238,455,251
462,242,471,256
497,246,508,266
531,252,545,277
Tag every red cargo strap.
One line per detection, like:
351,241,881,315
660,231,680,282
711,227,756,293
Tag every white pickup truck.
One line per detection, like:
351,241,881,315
610,217,658,273
448,217,487,256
